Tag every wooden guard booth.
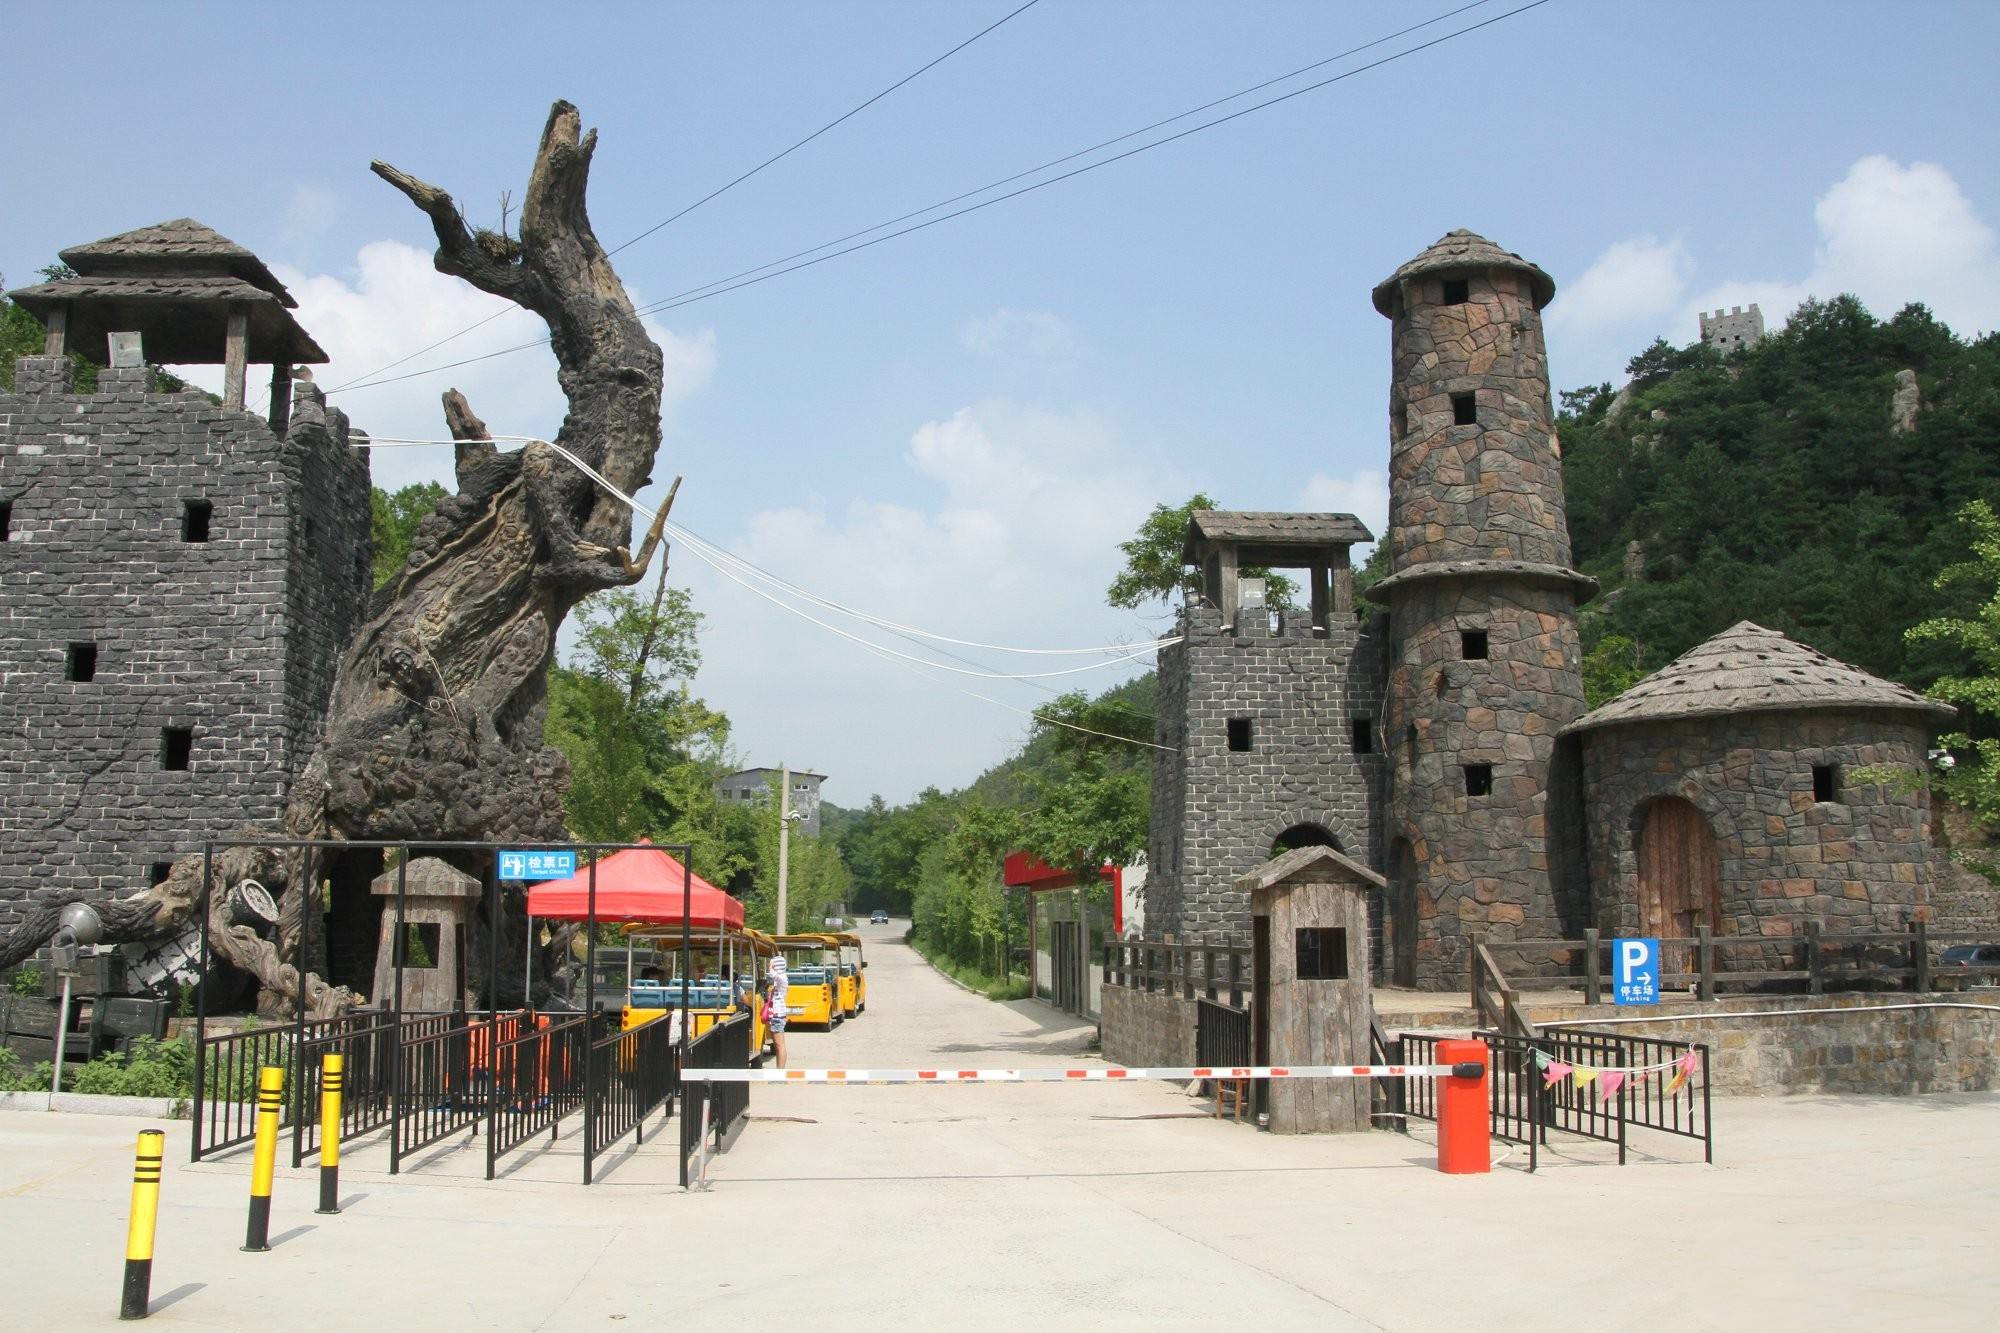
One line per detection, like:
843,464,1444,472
1238,845,1382,1133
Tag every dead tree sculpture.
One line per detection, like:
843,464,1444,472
0,102,674,1015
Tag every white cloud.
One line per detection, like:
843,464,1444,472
1547,235,1689,337
1682,156,2000,338
278,184,340,258
170,239,716,498
679,400,1173,800
1295,468,1389,557
959,308,1083,369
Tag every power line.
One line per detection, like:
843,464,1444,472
328,0,1547,397
327,1,1040,395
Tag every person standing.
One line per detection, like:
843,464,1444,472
763,955,790,1069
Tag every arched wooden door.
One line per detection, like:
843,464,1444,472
1636,798,1719,971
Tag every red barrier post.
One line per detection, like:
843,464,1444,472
1436,1038,1490,1174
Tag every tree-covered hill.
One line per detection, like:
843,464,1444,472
1559,296,2000,696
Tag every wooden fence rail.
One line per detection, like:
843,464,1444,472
1102,940,1251,1009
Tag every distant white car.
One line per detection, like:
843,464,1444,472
870,909,889,924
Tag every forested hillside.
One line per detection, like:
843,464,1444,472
1559,296,2000,696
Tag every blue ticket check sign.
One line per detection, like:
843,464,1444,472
1613,937,1660,1006
498,849,578,881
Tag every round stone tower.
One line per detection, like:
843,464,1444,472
1367,230,1595,988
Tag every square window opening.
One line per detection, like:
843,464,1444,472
1351,717,1373,754
1452,393,1478,427
1442,278,1470,306
1460,629,1489,660
1227,717,1254,752
148,862,173,887
160,727,193,771
181,499,212,543
395,922,442,970
65,642,98,682
0,499,12,540
1463,763,1493,797
1295,927,1349,980
1813,764,1840,803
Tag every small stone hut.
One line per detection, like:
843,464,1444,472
1566,621,1955,944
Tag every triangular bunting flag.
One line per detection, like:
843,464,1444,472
1666,1069,1690,1094
1677,1050,1700,1076
1573,1067,1598,1087
1543,1060,1571,1087
1598,1070,1627,1100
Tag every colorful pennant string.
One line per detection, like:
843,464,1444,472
1527,1045,1701,1096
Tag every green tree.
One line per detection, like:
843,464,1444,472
1580,632,1647,708
1106,493,1296,612
370,482,449,588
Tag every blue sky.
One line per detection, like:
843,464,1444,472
7,1,1999,806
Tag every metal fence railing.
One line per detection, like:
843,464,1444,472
582,1015,679,1185
679,1013,753,1187
392,1012,485,1169
193,1018,301,1159
292,1008,398,1167
486,1012,590,1178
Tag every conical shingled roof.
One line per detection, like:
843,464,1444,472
1564,621,1955,735
1372,228,1556,315
59,217,294,306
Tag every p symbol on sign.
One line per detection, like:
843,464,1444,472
1618,939,1647,983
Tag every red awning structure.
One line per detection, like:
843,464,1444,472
525,841,745,928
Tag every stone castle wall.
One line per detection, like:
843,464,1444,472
1148,604,1383,944
1579,710,1938,941
1098,984,1199,1071
0,356,369,938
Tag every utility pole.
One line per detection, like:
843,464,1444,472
776,763,790,936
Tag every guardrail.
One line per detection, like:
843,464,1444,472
1102,940,1251,1008
1476,923,2000,1001
678,1013,753,1188
292,1008,397,1168
486,1012,590,1177
192,1018,299,1160
582,1014,679,1185
391,1012,484,1169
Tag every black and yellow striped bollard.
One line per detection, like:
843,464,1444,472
241,1065,284,1252
316,1052,343,1215
120,1127,165,1320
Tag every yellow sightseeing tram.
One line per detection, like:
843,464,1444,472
771,934,841,1029
618,924,776,1057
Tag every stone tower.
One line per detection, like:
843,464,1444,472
1367,230,1594,987
1148,512,1388,946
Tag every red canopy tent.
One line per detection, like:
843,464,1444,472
525,840,744,928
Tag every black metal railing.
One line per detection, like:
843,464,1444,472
291,1008,398,1167
678,1013,753,1187
1195,998,1251,1067
1370,1014,1405,1131
193,1018,300,1160
486,1012,590,1177
1394,1029,1712,1170
582,1015,679,1185
392,1012,485,1168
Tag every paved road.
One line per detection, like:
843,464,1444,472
2,919,1996,1329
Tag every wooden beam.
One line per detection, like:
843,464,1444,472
268,363,293,435
223,305,249,409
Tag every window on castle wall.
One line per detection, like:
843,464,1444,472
1460,629,1488,660
1452,393,1477,427
1463,763,1493,797
1351,718,1373,754
181,499,212,543
1227,717,1254,752
1812,764,1841,803
65,642,98,682
1442,278,1470,306
0,500,12,540
149,862,173,887
161,727,194,771
1295,927,1349,980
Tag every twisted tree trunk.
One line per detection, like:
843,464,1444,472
0,102,674,1016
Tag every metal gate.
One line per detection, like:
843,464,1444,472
1051,921,1082,1012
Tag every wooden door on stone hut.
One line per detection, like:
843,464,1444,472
1635,797,1720,980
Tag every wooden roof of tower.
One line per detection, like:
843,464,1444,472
1371,227,1557,314
1563,621,1956,734
1182,510,1373,564
6,217,326,366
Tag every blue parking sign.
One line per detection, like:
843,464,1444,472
1613,937,1659,1006
499,849,577,881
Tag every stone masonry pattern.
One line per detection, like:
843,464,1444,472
0,356,368,936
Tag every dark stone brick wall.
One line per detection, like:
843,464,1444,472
1579,710,1937,940
0,356,369,938
1147,604,1384,944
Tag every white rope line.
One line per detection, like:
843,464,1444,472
1541,1001,2000,1028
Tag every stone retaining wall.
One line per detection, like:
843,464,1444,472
1099,985,1198,1070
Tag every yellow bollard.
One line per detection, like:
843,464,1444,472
316,1053,343,1215
120,1128,165,1320
241,1065,284,1252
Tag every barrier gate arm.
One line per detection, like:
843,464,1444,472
677,1063,1482,1084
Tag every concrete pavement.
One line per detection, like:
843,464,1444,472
1,919,1995,1329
